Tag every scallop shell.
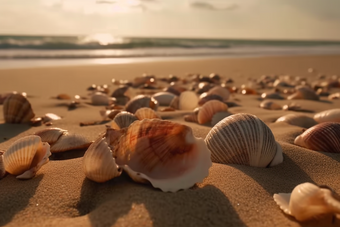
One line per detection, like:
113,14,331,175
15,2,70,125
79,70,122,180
83,136,122,183
287,86,319,100
178,91,198,110
2,135,51,179
91,92,115,106
259,100,282,110
0,151,5,179
112,119,212,192
125,95,158,114
34,128,67,144
113,111,138,129
134,107,161,120
3,93,35,123
205,86,230,101
314,109,340,123
197,100,228,125
294,122,340,153
211,111,232,126
275,114,317,128
152,92,177,106
273,182,340,221
205,113,283,167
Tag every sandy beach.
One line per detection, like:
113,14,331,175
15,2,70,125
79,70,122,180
1,55,340,227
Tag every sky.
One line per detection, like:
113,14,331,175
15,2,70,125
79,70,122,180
0,0,340,40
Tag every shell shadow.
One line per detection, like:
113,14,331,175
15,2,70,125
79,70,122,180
77,175,246,227
0,123,31,144
49,148,88,160
0,174,43,226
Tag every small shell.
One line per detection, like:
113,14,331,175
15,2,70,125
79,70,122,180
197,100,228,124
3,93,35,123
43,113,62,122
83,136,122,183
275,114,317,128
261,92,284,100
273,182,340,221
91,92,115,106
49,132,92,153
113,111,138,129
134,107,161,120
112,119,212,192
294,122,340,153
125,95,158,114
314,109,340,123
211,111,232,126
240,87,258,95
205,113,283,167
287,86,319,100
0,151,5,179
152,92,177,106
198,94,223,106
328,93,340,100
100,109,121,120
205,86,230,101
111,85,130,98
34,128,67,144
56,94,71,100
178,91,198,110
3,135,51,179
282,102,302,111
259,100,282,110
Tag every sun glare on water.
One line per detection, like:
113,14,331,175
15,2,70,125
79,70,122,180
82,33,125,46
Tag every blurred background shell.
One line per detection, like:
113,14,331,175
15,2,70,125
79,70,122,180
3,93,35,123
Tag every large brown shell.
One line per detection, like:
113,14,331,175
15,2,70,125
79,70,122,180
125,95,158,114
294,122,340,153
3,93,35,123
197,100,228,124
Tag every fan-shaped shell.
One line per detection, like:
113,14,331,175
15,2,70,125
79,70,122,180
314,108,340,123
275,114,317,128
83,136,122,183
3,135,51,179
34,128,67,144
134,107,161,120
287,86,319,100
113,111,138,129
91,92,115,106
112,119,212,192
294,122,340,153
3,93,35,123
197,100,228,124
152,92,177,106
259,100,282,110
125,95,158,114
205,113,283,167
273,182,340,221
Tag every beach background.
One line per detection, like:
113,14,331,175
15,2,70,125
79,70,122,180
1,0,340,226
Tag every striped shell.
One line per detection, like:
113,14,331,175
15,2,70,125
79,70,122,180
287,86,319,100
294,122,340,153
205,113,283,167
259,100,282,110
113,111,138,129
314,109,340,123
273,182,340,221
197,100,228,124
83,136,122,183
3,93,35,123
275,114,317,128
2,135,51,179
112,119,212,192
134,107,161,120
125,95,158,114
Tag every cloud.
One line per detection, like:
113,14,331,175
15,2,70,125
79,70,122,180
190,1,238,11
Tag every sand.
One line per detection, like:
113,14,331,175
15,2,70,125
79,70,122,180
1,55,340,227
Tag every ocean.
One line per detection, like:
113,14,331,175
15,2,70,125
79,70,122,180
1,35,340,69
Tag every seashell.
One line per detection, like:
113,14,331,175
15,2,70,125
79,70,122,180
111,85,130,98
211,111,232,126
2,135,51,179
125,95,158,114
205,86,230,101
178,91,198,110
56,94,71,100
0,151,5,179
275,114,317,128
198,94,223,106
112,119,212,192
163,84,186,96
282,102,302,111
287,86,319,100
43,113,62,122
294,122,340,153
261,92,284,100
134,107,161,120
273,182,340,221
328,92,340,100
100,109,121,120
83,136,122,183
34,128,67,144
205,113,283,167
113,111,138,129
169,96,179,109
314,109,340,123
3,93,35,123
91,92,115,106
240,87,258,95
259,100,282,110
184,113,198,123
273,79,294,88
152,92,177,106
197,100,228,125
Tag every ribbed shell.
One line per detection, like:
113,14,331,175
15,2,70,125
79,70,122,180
152,92,177,106
273,182,340,221
314,108,340,123
294,122,340,153
48,132,92,153
3,135,51,178
275,114,317,128
197,100,228,124
134,107,161,120
259,100,282,110
205,113,283,167
112,119,212,192
83,136,122,183
3,93,35,123
113,111,138,129
34,128,67,144
125,95,158,113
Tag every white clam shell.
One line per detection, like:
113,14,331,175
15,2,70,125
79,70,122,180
3,135,51,179
113,119,212,192
205,113,283,167
178,91,198,110
259,100,282,110
83,136,122,183
3,93,35,123
134,107,161,120
273,182,340,221
152,92,177,106
314,108,340,123
275,114,317,128
43,113,62,122
197,100,228,125
113,111,138,129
